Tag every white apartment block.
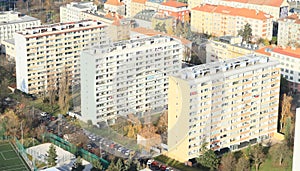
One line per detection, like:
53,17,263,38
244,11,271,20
278,14,300,46
167,55,280,162
0,11,40,46
60,2,97,23
15,20,108,95
80,35,182,124
256,46,300,92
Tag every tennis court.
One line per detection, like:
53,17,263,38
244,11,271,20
0,141,30,171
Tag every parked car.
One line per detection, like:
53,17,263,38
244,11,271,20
147,159,154,166
40,112,48,117
166,167,173,171
160,165,167,171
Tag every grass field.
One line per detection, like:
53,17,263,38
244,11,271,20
0,141,30,171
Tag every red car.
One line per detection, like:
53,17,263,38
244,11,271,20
160,165,167,171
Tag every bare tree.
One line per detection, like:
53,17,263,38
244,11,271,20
58,68,70,114
251,144,266,171
235,155,250,171
279,94,293,132
220,152,236,171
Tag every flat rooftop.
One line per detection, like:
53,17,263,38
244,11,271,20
177,54,277,80
0,15,39,26
86,35,177,54
17,20,107,37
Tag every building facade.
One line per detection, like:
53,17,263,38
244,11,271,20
82,11,131,42
277,14,300,46
104,0,125,15
167,55,280,162
130,0,147,17
256,46,300,92
206,36,258,62
191,4,273,40
15,20,108,95
60,2,97,23
0,11,40,45
61,2,131,42
187,0,289,20
158,1,189,22
80,35,182,124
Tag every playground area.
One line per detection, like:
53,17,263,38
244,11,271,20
0,141,30,171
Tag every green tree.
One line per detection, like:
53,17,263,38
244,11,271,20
116,158,124,170
154,23,162,32
271,36,277,45
183,22,192,39
235,155,250,171
107,160,118,171
92,160,103,171
197,149,219,170
87,120,93,128
175,21,183,37
251,144,266,171
47,144,58,167
238,23,252,43
220,152,235,171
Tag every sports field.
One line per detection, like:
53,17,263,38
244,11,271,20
0,141,30,171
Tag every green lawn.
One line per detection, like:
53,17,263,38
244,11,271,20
253,157,292,171
0,141,30,171
154,155,209,171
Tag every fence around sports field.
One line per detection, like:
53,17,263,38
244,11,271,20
43,133,110,169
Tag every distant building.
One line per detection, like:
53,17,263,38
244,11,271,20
134,9,156,28
82,11,131,42
2,39,14,61
145,0,164,11
167,55,280,162
218,0,290,20
256,46,300,92
131,27,192,61
152,13,174,33
60,2,131,42
206,36,258,63
60,2,97,23
15,20,108,95
158,1,189,22
104,0,125,15
188,0,289,20
130,0,147,17
80,35,182,124
191,4,273,40
0,11,40,48
277,14,300,46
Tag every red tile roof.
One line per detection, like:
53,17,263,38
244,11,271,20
278,14,300,24
132,0,147,3
256,46,300,59
255,46,272,56
105,0,124,6
161,1,188,8
192,4,273,20
273,47,300,59
223,0,284,7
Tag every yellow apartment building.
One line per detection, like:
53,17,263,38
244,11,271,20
191,4,273,40
131,0,147,17
188,0,289,20
206,36,258,62
167,55,280,162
